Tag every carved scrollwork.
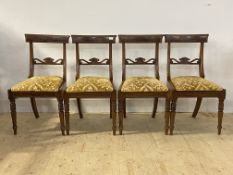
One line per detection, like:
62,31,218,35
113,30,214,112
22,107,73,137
170,57,200,64
125,57,156,65
33,57,63,65
79,57,110,65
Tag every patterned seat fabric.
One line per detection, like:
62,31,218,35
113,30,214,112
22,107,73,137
121,76,168,92
66,76,113,92
171,76,223,91
11,76,63,92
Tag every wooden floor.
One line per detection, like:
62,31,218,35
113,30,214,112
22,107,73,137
0,112,233,175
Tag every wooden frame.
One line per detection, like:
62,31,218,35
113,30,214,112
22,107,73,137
165,34,226,135
118,35,170,135
8,34,70,135
63,35,117,135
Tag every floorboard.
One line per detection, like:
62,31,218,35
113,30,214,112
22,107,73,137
0,112,233,175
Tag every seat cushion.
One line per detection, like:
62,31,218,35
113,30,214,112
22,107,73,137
11,76,63,92
171,76,223,91
121,76,168,92
66,76,113,92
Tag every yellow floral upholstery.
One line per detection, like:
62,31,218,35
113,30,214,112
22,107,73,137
121,76,168,92
11,76,63,92
66,76,113,92
171,76,223,91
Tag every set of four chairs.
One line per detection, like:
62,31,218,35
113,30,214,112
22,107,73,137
8,34,226,136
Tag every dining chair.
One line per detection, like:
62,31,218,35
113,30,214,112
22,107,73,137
64,35,117,135
8,34,69,135
165,34,226,135
118,35,170,135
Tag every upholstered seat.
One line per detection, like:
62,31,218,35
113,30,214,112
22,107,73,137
66,76,113,92
121,76,168,92
11,76,63,92
171,76,223,91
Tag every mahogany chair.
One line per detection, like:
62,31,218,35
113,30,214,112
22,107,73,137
118,35,170,135
8,34,69,135
64,35,117,135
165,34,226,135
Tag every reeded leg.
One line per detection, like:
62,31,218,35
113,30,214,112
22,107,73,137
218,98,224,135
77,98,83,119
152,97,158,118
57,98,65,135
110,99,112,119
123,99,126,118
111,94,116,135
118,95,124,135
64,98,70,135
165,99,170,135
170,99,177,135
10,98,17,135
192,97,202,118
30,97,40,119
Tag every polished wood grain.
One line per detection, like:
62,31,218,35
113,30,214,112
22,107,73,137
25,34,69,43
119,34,163,43
71,35,116,43
165,34,208,43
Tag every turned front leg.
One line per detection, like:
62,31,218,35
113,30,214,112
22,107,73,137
58,98,65,135
64,98,70,135
218,98,224,135
170,99,177,135
10,98,17,135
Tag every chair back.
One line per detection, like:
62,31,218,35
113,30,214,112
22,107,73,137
118,34,163,81
71,35,116,83
165,34,209,81
25,34,70,81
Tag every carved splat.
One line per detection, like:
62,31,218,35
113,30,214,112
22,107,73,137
170,57,200,64
33,57,63,65
125,57,156,65
79,57,110,65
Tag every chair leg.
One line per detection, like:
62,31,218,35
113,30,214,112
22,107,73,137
30,98,40,119
123,99,126,118
152,97,158,118
217,98,224,135
57,98,65,136
111,94,116,135
64,98,70,135
170,99,177,135
9,98,17,135
118,95,124,135
192,97,202,118
76,98,83,119
110,99,112,119
165,99,170,135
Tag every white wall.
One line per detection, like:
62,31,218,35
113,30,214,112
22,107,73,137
0,0,233,113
